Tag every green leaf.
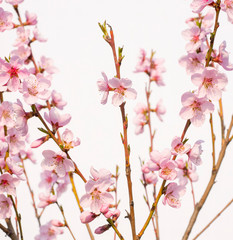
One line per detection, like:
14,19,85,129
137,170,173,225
38,128,49,135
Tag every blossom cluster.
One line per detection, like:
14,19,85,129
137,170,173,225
179,1,232,126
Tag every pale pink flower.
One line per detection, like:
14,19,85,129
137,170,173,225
5,157,24,179
0,56,28,92
133,103,148,134
39,170,58,192
180,92,214,127
134,49,151,73
155,99,166,121
150,68,165,86
163,182,186,208
90,167,112,181
80,177,114,214
33,27,47,42
179,52,205,75
56,173,70,197
12,99,28,136
31,136,49,148
202,8,215,29
0,101,15,128
44,108,71,131
80,211,97,223
191,67,228,101
188,140,204,165
14,27,30,47
212,41,233,71
221,0,233,24
51,220,64,227
177,159,198,185
11,46,31,61
97,72,110,104
0,173,19,196
35,221,63,240
51,90,67,110
0,194,12,219
159,159,177,181
144,172,158,184
149,148,171,171
6,128,26,155
182,26,206,52
25,11,37,25
38,193,57,208
190,0,214,13
108,77,137,106
19,148,36,163
0,7,13,32
5,0,24,5
39,56,57,74
41,150,74,177
61,128,80,150
171,136,191,155
22,74,51,105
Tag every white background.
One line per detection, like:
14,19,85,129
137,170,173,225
1,0,233,239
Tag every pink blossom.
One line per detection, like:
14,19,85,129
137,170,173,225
0,173,19,196
80,175,114,214
11,46,31,61
38,193,57,208
221,0,233,24
202,8,215,29
44,108,71,131
188,140,204,165
134,49,151,73
6,128,26,155
25,11,37,25
212,41,233,71
171,136,191,155
14,27,30,47
0,194,12,219
150,68,165,86
180,92,214,127
41,150,74,177
182,26,206,52
190,0,214,13
159,159,177,181
108,77,137,106
39,56,58,74
12,99,29,136
19,148,36,163
177,159,199,186
31,136,49,148
33,27,47,42
0,56,28,92
22,74,51,105
35,221,64,240
51,90,67,110
179,52,205,75
133,114,147,135
61,128,80,150
0,101,15,128
39,170,58,192
163,182,186,208
80,211,97,223
0,140,8,167
5,157,24,179
97,72,110,104
143,172,158,184
191,67,228,101
154,99,166,121
0,7,13,32
56,173,70,197
149,148,171,171
90,167,112,181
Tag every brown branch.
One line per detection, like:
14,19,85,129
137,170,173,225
209,114,216,168
218,98,225,146
182,115,233,240
192,198,233,240
107,219,124,240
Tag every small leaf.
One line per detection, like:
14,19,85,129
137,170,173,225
38,128,49,135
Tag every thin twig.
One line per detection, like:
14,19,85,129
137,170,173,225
209,114,216,168
107,219,124,240
192,198,233,240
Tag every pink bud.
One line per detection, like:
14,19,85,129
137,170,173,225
80,211,97,224
100,204,109,214
104,210,113,218
112,209,121,221
94,224,110,234
51,220,64,227
31,136,48,148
